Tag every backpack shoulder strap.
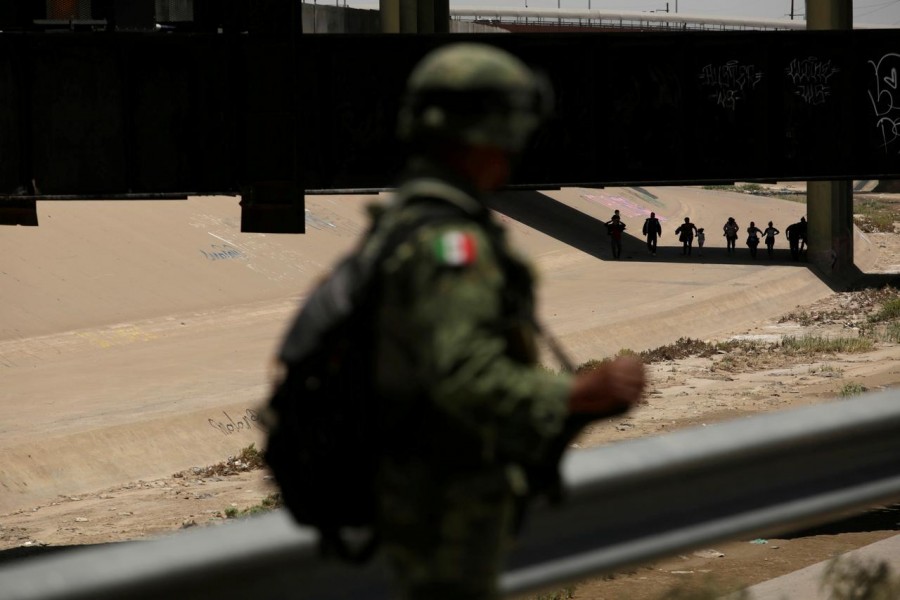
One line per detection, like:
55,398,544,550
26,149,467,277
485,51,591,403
360,177,490,272
278,192,470,365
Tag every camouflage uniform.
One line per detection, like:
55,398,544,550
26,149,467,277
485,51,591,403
365,159,572,600
365,42,567,600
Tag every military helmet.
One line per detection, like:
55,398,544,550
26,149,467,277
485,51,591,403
397,43,552,152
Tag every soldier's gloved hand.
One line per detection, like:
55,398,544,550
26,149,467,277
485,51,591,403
568,356,645,417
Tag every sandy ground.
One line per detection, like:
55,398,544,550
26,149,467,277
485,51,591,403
1,186,899,598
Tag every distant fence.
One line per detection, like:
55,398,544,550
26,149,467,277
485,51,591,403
2,388,900,599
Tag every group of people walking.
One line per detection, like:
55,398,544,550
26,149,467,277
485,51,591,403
605,212,808,260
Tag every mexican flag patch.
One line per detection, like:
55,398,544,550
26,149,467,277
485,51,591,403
435,231,478,266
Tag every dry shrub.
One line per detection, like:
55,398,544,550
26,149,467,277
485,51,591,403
174,443,265,478
781,335,874,355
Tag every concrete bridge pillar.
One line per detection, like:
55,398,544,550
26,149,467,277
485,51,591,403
380,0,400,32
380,0,449,33
807,181,854,274
806,0,855,279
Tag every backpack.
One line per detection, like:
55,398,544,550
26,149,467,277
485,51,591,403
263,189,474,562
264,183,591,560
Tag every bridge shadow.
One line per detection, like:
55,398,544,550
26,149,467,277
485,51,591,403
489,189,812,266
778,504,900,538
0,541,130,566
489,190,896,292
488,189,609,260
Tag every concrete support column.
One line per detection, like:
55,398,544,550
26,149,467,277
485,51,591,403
805,0,855,278
399,0,417,32
433,0,450,33
807,181,854,274
382,1,446,34
416,0,434,33
805,0,852,27
380,0,400,32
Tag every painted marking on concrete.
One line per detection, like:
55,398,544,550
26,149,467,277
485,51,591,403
581,193,669,221
74,325,158,349
208,408,263,435
200,244,244,261
304,209,337,230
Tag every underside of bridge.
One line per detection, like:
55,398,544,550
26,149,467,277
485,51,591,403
377,0,875,284
0,0,896,287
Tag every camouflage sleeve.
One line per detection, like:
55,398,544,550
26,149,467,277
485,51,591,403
377,220,572,464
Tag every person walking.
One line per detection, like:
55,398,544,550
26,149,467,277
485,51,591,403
797,216,808,257
746,221,763,259
786,217,805,261
643,211,662,256
762,221,780,257
723,217,739,253
608,214,626,259
675,217,698,256
370,43,645,600
696,228,705,256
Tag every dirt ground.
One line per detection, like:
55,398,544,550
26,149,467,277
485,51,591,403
2,276,900,599
1,190,899,599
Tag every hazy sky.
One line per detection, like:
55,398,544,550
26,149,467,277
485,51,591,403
342,1,900,26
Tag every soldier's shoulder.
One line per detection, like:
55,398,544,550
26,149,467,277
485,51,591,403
411,219,497,270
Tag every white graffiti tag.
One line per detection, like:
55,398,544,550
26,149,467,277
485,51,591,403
867,53,900,153
698,60,764,110
785,56,839,106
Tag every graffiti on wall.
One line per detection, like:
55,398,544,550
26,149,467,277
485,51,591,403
698,60,764,110
867,53,900,153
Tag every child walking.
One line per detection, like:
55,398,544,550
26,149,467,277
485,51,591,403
697,228,705,256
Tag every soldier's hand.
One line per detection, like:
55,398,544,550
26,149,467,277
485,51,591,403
568,356,645,417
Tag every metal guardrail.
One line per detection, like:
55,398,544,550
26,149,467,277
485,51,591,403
449,7,807,31
2,388,900,599
448,7,889,30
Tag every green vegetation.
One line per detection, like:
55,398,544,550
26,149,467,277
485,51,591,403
854,196,899,233
176,443,266,479
241,492,283,516
701,183,765,195
781,287,900,336
578,333,873,373
639,337,721,363
774,193,807,204
577,338,715,372
839,382,869,397
882,322,900,343
869,298,900,323
737,182,764,194
780,335,874,355
577,333,873,376
224,492,284,519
